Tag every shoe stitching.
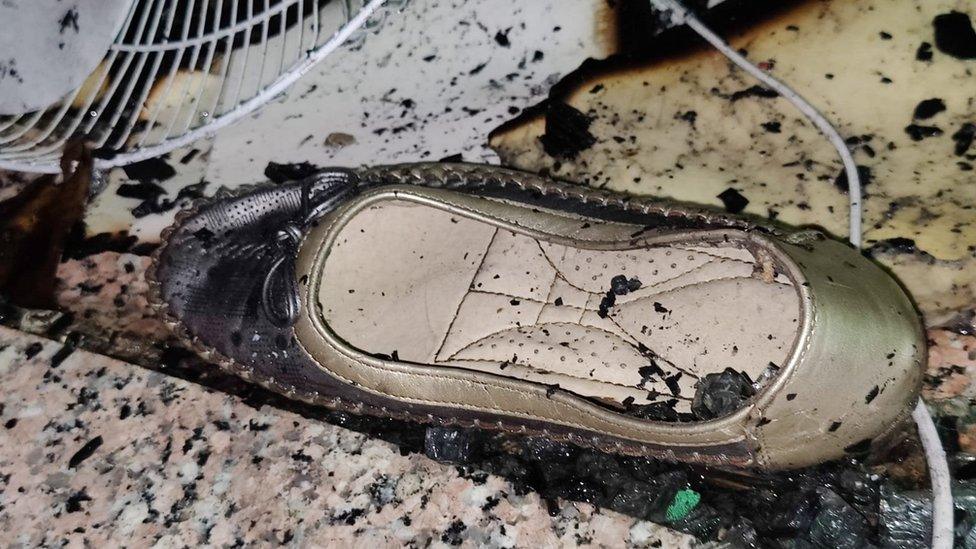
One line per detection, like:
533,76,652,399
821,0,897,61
440,318,696,398
441,356,691,400
431,227,499,361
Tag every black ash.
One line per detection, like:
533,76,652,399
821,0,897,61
692,368,755,420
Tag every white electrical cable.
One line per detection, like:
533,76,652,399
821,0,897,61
647,2,953,547
671,5,863,246
914,399,955,548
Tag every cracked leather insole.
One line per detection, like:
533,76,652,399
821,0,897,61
318,199,800,416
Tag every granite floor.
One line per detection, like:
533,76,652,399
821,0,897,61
0,326,693,548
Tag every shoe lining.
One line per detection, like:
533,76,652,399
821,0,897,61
317,199,800,418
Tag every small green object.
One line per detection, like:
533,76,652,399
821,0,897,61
665,488,701,521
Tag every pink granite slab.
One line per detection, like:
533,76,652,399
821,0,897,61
0,326,693,547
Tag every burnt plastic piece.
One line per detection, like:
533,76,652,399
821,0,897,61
807,487,871,548
933,11,976,59
717,188,749,214
879,481,976,547
424,426,483,463
539,102,596,160
599,274,642,318
264,161,321,184
691,367,756,420
628,400,697,423
610,274,642,295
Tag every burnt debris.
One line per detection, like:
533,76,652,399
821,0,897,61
626,400,694,422
122,157,177,183
61,230,154,260
12,328,963,547
916,41,933,61
833,165,873,195
952,123,976,157
117,179,206,218
912,98,946,120
717,187,749,214
729,85,779,102
598,274,642,318
610,274,642,295
264,161,321,184
67,435,103,469
691,368,756,420
539,102,596,160
424,427,485,463
933,11,976,60
903,124,943,141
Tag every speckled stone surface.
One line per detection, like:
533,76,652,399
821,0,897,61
55,253,163,340
0,326,693,547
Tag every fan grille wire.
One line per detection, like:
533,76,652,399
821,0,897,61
0,0,399,173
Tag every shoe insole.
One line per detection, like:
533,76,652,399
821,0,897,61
318,198,800,416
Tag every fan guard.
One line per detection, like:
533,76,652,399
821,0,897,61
0,0,399,173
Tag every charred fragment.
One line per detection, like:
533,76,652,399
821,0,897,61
952,123,975,156
610,274,642,295
915,41,933,61
597,292,615,318
116,180,206,218
932,11,976,60
24,342,43,359
49,332,81,368
692,368,756,420
903,124,943,141
664,372,683,396
627,399,693,422
638,361,666,381
122,157,177,183
717,188,749,214
912,98,946,120
424,427,483,463
117,181,167,201
264,161,321,184
833,165,872,195
729,85,779,102
539,102,596,160
599,274,641,318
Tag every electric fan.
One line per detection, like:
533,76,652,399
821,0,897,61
0,0,401,173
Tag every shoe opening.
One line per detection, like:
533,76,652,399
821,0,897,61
317,196,801,422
